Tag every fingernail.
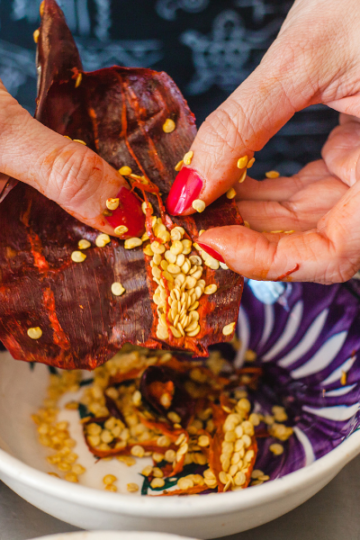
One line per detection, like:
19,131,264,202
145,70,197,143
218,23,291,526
197,243,225,263
166,167,203,215
105,186,145,238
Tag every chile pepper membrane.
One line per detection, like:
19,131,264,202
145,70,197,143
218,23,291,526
140,365,196,427
76,350,261,494
0,0,243,369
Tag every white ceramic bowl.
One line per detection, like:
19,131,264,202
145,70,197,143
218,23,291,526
31,532,197,540
1,348,360,539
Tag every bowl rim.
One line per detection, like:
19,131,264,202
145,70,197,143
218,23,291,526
1,427,359,518
31,532,198,540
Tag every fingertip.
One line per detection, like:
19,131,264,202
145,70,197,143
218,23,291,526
166,166,203,215
59,140,145,237
104,185,145,238
197,242,225,263
48,141,145,237
198,225,277,280
166,150,253,216
197,225,246,266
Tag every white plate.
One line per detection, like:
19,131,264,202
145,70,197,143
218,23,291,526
1,350,360,538
31,532,197,540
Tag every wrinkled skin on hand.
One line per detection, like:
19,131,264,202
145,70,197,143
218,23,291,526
0,0,243,369
168,0,360,284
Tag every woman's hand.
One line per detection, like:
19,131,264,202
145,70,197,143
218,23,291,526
166,0,360,284
0,80,144,238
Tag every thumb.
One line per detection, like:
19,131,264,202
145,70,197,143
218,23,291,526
166,10,331,216
0,82,144,238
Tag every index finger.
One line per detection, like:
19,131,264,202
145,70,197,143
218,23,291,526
0,82,145,238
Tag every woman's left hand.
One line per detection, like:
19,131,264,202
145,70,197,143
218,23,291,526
166,0,360,284
195,115,360,283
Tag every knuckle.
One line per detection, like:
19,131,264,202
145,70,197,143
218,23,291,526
44,146,105,208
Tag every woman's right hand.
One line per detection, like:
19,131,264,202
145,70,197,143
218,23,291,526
166,0,360,284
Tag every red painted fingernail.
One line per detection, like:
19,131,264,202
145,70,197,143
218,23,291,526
166,167,203,215
197,243,225,263
105,186,145,238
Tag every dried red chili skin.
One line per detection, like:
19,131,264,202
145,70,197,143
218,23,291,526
0,0,244,369
140,365,196,427
208,402,258,492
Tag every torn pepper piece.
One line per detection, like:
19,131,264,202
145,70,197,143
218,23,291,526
0,0,243,369
140,365,196,428
208,401,257,492
76,350,260,493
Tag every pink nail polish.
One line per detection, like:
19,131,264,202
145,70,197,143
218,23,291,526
197,243,225,263
105,186,145,238
166,167,203,215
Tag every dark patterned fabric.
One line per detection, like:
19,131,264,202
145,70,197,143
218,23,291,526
0,0,338,178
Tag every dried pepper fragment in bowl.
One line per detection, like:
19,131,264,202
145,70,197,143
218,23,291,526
32,346,295,494
140,365,196,428
0,0,243,370
78,349,263,495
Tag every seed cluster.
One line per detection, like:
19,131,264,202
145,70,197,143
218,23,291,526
31,370,87,484
140,215,225,341
236,154,256,183
62,135,87,146
251,469,270,486
218,406,256,491
80,353,205,487
79,352,235,490
103,474,118,492
33,347,294,495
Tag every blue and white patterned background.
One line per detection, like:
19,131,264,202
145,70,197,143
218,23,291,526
0,0,339,178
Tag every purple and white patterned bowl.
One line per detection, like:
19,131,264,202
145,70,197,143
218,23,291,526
0,280,359,538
